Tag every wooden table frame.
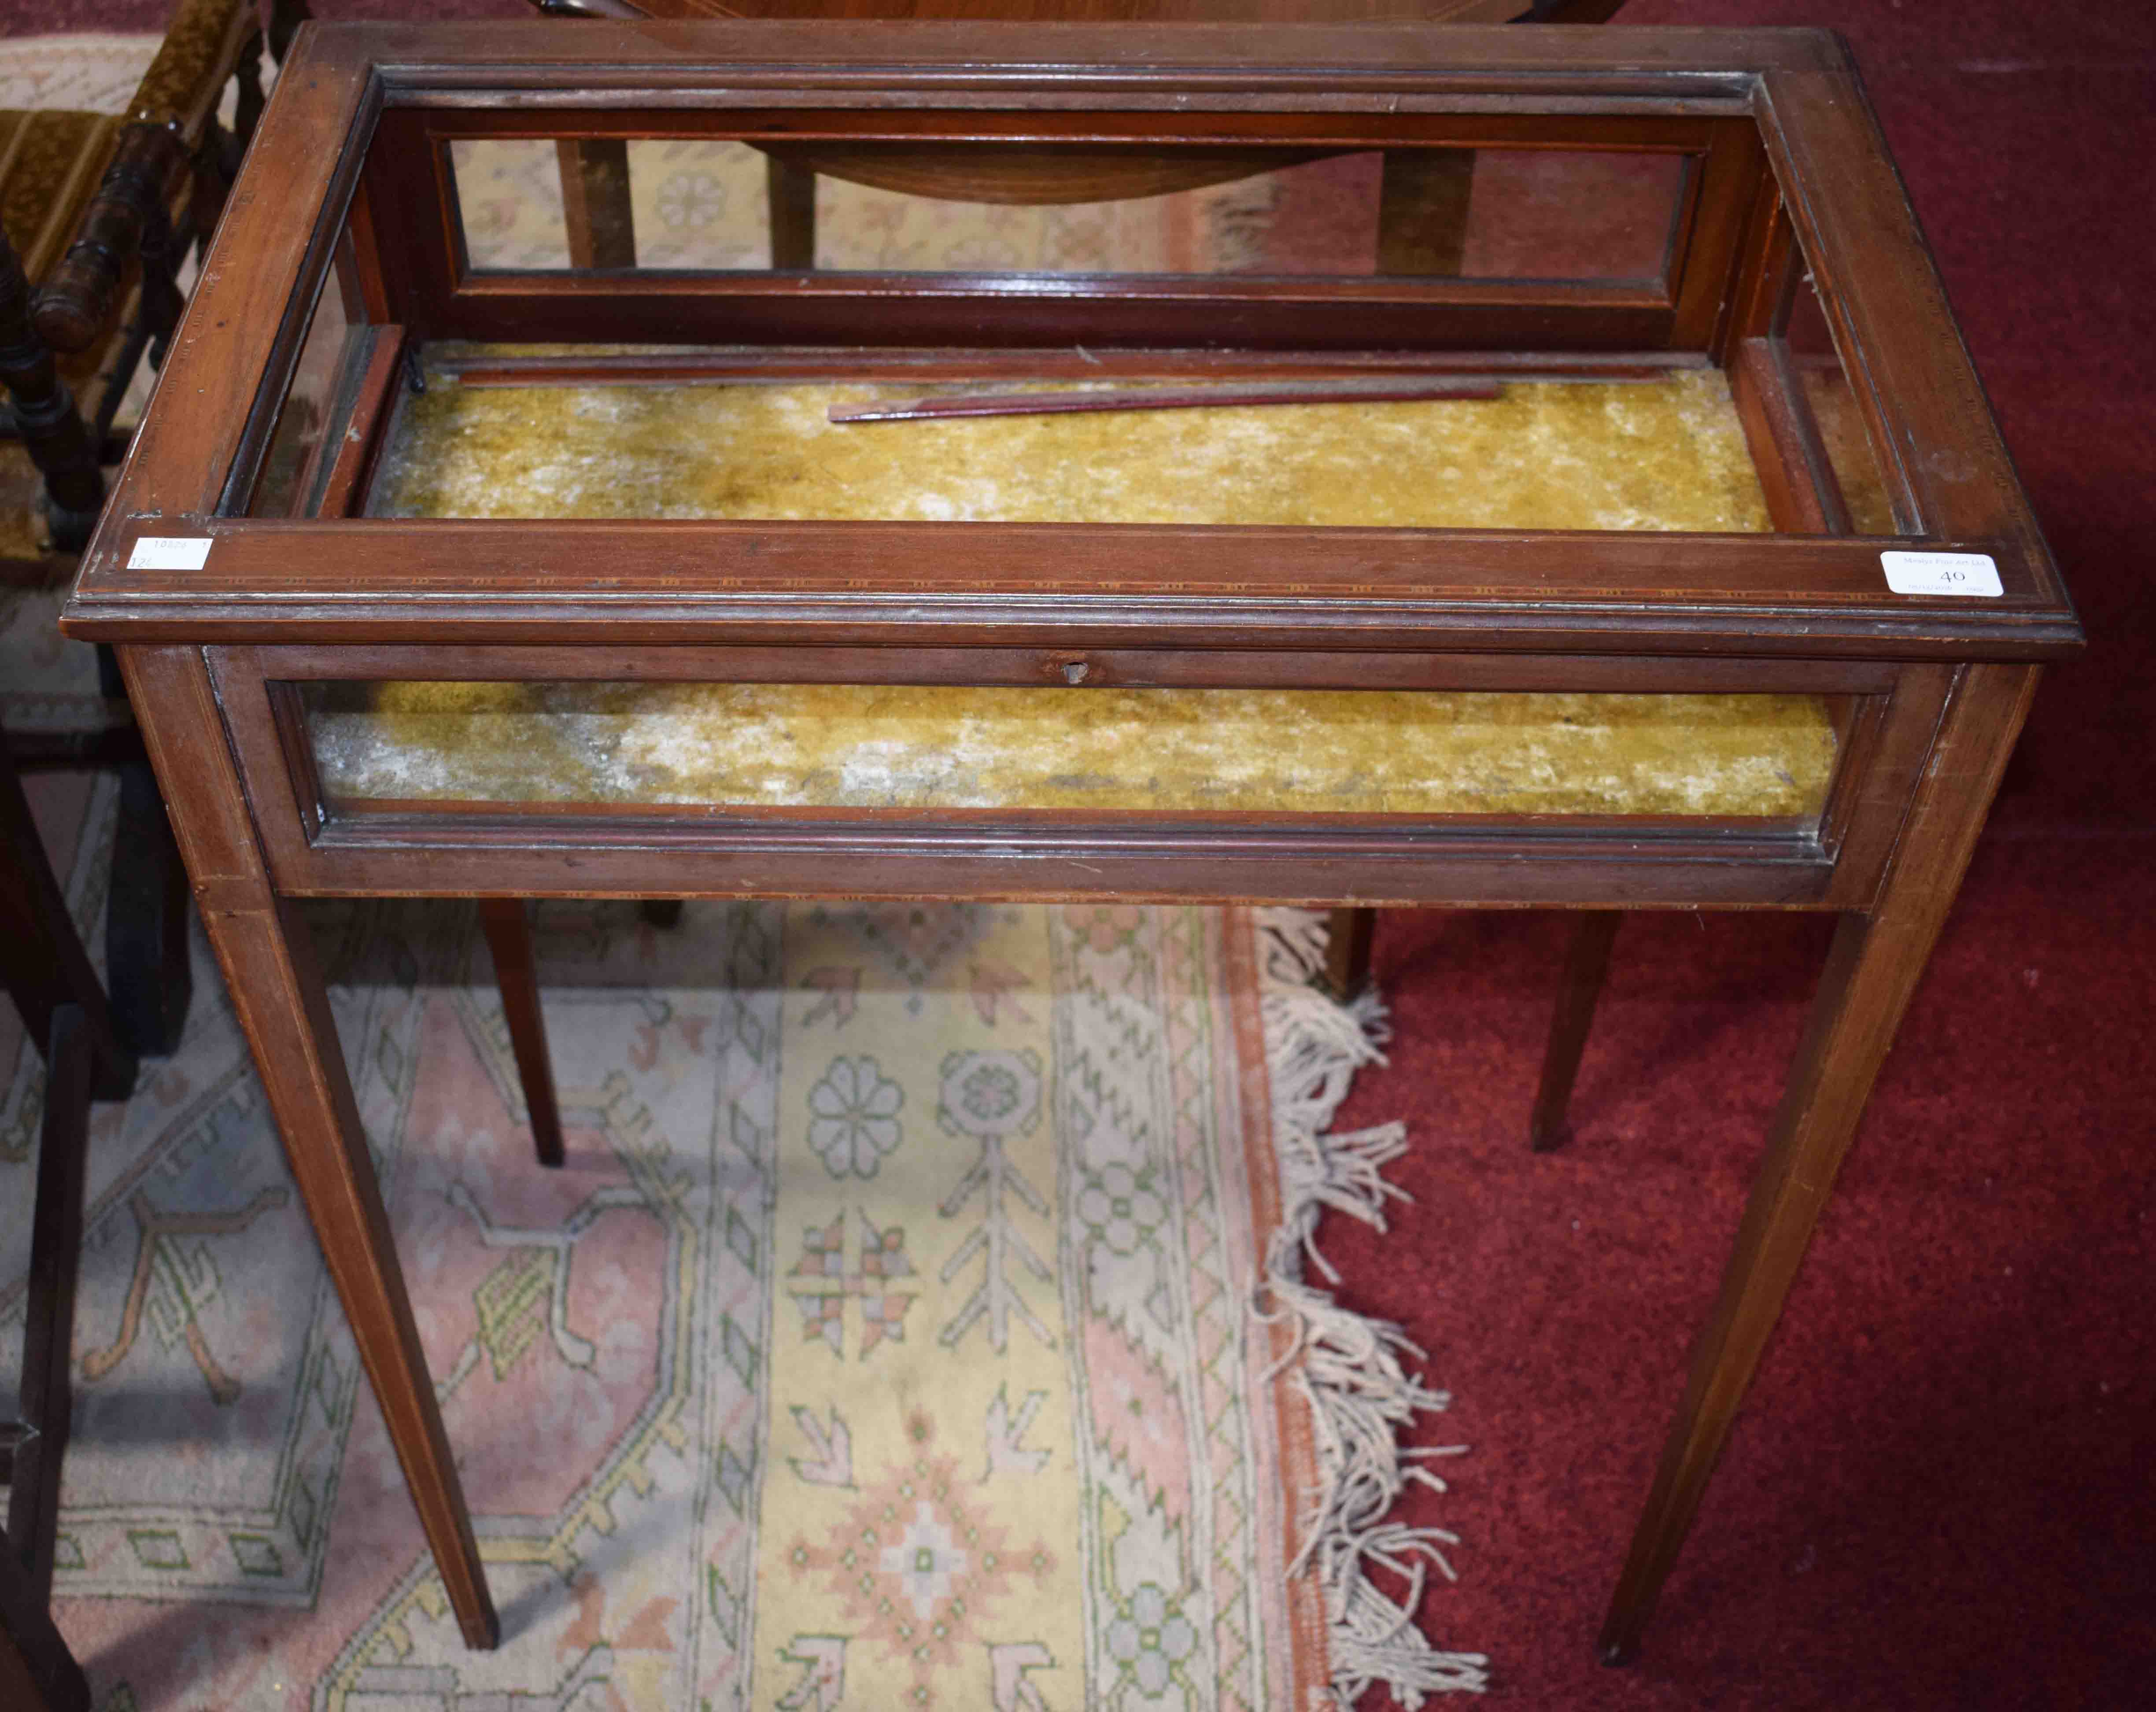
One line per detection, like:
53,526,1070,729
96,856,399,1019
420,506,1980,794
63,20,2078,1666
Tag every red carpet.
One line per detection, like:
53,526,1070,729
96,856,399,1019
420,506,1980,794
7,0,2151,1704
1325,10,2156,1702
1336,837,2156,1706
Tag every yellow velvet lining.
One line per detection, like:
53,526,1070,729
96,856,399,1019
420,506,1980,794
306,681,1837,820
332,359,1833,821
369,365,1771,533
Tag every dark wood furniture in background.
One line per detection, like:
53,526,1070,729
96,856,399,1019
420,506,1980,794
0,742,133,1712
2,0,276,561
3,0,306,1064
2,14,299,1700
60,21,2078,1670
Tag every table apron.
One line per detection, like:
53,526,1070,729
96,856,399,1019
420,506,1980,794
194,643,1963,913
266,826,1841,910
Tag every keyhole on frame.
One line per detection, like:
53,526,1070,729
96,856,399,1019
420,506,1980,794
1062,661,1090,685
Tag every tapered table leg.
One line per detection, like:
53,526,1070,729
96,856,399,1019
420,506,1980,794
1529,910,1621,1152
1599,664,2040,1663
118,646,500,1650
478,897,566,1169
1323,905,1377,999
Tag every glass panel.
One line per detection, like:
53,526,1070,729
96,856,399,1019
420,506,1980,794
302,682,1840,823
450,139,572,270
628,140,771,269
1787,262,1899,535
368,354,1769,531
805,161,1345,276
447,137,1687,285
248,249,362,517
1455,150,1687,284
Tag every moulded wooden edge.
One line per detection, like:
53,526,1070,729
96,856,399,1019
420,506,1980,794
331,20,1848,85
64,514,2086,660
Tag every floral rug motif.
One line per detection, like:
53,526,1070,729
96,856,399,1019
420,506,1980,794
3,36,1485,1707
5,882,1485,1708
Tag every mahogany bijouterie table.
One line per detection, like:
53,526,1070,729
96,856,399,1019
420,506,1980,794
60,20,2080,1664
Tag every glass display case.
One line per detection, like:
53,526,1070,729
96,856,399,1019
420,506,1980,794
62,18,2078,1668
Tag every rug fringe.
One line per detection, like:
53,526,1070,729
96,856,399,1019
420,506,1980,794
1253,908,1491,1705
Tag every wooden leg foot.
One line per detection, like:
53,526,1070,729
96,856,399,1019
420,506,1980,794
458,1603,503,1650
1322,905,1377,999
478,899,565,1169
1527,1114,1574,1154
1528,910,1621,1152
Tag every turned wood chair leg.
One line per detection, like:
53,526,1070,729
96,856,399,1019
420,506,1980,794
0,230,104,554
1599,664,2038,1663
122,646,500,1649
477,899,567,1170
1529,910,1621,1153
1322,905,1377,999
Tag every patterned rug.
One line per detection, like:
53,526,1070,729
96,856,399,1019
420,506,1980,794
5,856,1484,1710
4,34,1482,1707
0,32,162,113
450,134,1384,277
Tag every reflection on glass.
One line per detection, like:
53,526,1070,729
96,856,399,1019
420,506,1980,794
1787,263,1899,534
450,139,572,270
249,266,354,517
1455,150,1687,284
448,137,1688,285
303,682,1840,823
807,151,1383,276
628,140,772,269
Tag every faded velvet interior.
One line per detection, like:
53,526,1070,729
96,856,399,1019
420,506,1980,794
304,682,1839,821
367,361,1771,531
325,361,1837,822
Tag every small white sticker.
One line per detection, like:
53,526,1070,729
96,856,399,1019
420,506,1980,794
1880,550,2002,598
127,535,213,571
